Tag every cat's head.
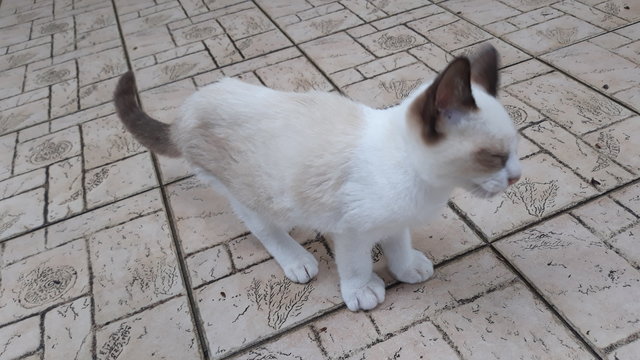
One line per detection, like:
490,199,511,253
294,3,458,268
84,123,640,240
405,45,521,198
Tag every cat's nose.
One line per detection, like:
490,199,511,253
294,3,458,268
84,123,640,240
508,176,520,186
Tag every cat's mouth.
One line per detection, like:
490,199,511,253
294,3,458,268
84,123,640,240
466,182,505,199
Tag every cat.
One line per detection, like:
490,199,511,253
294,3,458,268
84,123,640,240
114,45,521,311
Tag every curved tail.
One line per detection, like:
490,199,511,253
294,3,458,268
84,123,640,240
114,71,181,157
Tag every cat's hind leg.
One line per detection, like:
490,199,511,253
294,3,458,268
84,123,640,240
380,228,433,284
229,199,318,284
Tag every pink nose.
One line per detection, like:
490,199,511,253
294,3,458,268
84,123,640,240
508,176,520,186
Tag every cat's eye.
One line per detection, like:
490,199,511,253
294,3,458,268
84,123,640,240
475,149,508,169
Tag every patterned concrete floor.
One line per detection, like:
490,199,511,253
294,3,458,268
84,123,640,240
0,0,639,359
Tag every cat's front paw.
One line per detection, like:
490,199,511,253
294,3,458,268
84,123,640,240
341,273,385,311
391,249,434,284
281,251,319,284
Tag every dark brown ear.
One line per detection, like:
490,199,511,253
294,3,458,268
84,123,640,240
413,57,476,144
469,44,499,96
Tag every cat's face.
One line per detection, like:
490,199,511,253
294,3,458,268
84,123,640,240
406,45,521,197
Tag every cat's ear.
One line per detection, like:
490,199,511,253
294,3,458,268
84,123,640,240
432,57,476,111
469,44,499,96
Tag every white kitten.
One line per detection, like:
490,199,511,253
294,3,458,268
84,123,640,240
115,45,521,311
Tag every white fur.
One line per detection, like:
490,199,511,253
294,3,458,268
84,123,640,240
169,75,520,311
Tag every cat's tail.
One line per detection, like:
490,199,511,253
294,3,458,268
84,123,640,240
114,71,182,157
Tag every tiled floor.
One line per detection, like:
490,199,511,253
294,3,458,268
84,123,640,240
0,0,638,359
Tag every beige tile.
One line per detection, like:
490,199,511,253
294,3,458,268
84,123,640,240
126,27,175,60
220,47,300,77
406,12,458,35
157,156,194,184
356,52,417,78
434,282,595,359
500,91,546,129
256,57,333,92
18,123,50,143
78,76,120,109
571,197,637,238
228,228,317,270
424,20,492,51
372,5,442,30
614,87,640,113
297,2,345,21
167,177,247,254
343,62,436,108
48,155,84,222
614,39,640,62
0,133,16,180
591,32,632,50
43,296,92,360
596,0,640,21
82,114,145,169
229,325,323,360
75,6,116,33
506,72,633,135
523,121,634,191
0,66,25,99
139,78,196,125
0,188,45,240
121,7,187,35
328,67,364,87
0,316,40,360
611,182,640,215
607,224,640,268
50,78,78,118
442,0,520,25
500,59,553,87
77,47,128,86
300,32,375,74
542,41,639,93
314,309,378,358
218,8,275,40
204,34,243,66
616,22,640,40
235,29,292,59
583,116,640,173
552,0,628,29
25,60,75,91
197,243,340,357
254,0,312,18
155,42,205,64
409,42,451,73
85,152,157,208
33,18,72,37
51,102,115,132
136,51,216,91
0,168,45,201
370,248,517,334
90,212,183,325
358,25,426,57
609,340,640,360
347,321,459,359
452,154,597,239
499,0,560,12
47,189,164,248
0,22,32,48
0,239,89,324
340,0,386,22
496,215,640,349
2,229,46,266
0,43,51,72
506,7,564,29
0,98,49,137
285,9,364,43
484,20,520,36
504,15,602,55
186,244,233,287
95,297,200,359
347,24,377,37
172,19,224,46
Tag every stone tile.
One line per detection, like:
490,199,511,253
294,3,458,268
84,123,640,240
0,66,25,100
255,57,333,92
616,22,640,40
442,0,520,25
157,156,194,184
591,32,632,50
172,19,224,46
0,133,16,180
254,0,312,19
218,8,275,40
572,197,637,238
518,136,541,158
139,78,196,125
328,67,364,87
452,154,597,239
82,114,145,169
0,316,40,360
220,47,300,77
0,168,45,201
412,207,484,265
424,20,492,51
75,6,116,33
48,155,84,222
0,23,32,48
204,34,243,66
484,20,520,36
500,59,554,87
78,76,121,109
609,340,640,360
542,41,639,94
298,2,345,21
285,9,364,43
347,321,459,359
583,116,640,174
229,325,323,360
126,27,175,60
611,182,640,216
343,62,436,108
2,229,46,266
608,223,640,268
50,78,78,118
506,72,634,135
186,244,233,287
504,15,603,55
523,121,634,191
43,296,92,360
77,47,128,86
0,98,49,136
498,0,559,12
358,25,426,57
121,7,187,35
614,87,640,113
370,248,517,334
300,32,374,74
356,52,417,78
51,102,115,132
228,228,317,270
85,152,157,208
95,297,200,359
18,123,49,143
372,5,443,30
136,51,216,91
89,212,183,324
340,0,386,22
0,239,89,323
0,188,45,240
506,7,564,29
167,177,247,254
52,29,76,57
47,188,164,248
409,42,451,73
76,25,120,49
596,0,640,21
552,0,628,29
197,243,340,357
614,40,640,62
314,309,379,358
32,18,72,37
0,43,50,72
434,282,594,359
25,60,76,91
155,42,205,64
236,29,292,59
500,91,546,129
406,12,459,35
496,215,640,349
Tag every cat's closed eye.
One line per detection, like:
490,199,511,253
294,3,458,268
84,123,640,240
475,149,508,169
